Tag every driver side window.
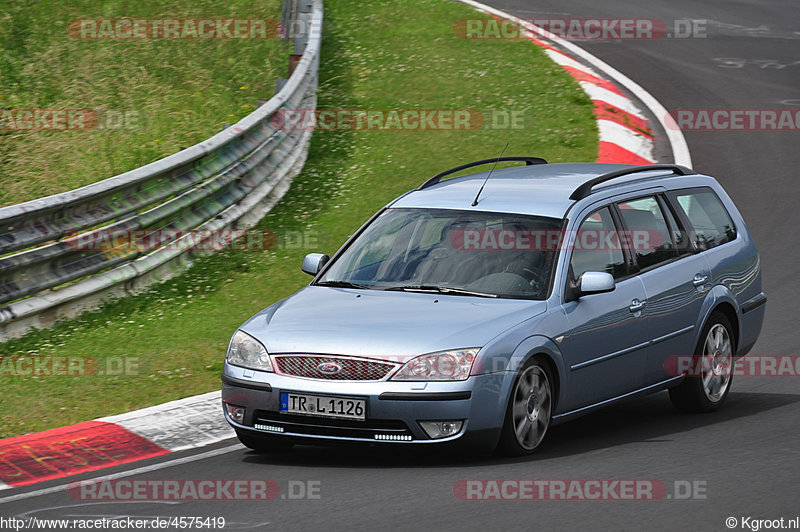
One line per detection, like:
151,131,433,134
570,207,627,281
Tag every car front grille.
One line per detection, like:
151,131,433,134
273,355,399,381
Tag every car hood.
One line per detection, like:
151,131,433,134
240,286,548,361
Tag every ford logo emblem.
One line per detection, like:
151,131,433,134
318,361,342,375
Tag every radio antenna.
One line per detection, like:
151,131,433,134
472,142,508,206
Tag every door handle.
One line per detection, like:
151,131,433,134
693,273,709,287
629,299,646,313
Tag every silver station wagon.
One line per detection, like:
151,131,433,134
222,159,766,455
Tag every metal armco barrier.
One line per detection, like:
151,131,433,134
0,0,322,339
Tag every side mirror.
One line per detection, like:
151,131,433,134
301,253,329,276
579,271,615,296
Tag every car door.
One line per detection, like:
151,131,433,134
559,205,650,408
614,194,711,385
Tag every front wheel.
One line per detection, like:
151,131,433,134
669,312,735,413
497,358,553,456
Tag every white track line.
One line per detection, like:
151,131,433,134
456,0,692,167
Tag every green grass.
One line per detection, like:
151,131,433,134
0,0,289,206
0,0,597,438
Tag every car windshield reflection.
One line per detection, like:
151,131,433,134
316,208,563,299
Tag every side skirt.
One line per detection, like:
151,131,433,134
551,375,684,425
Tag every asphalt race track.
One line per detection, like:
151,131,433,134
1,0,798,530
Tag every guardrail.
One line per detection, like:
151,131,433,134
0,0,323,339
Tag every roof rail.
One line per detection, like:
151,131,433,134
569,164,695,200
417,156,548,190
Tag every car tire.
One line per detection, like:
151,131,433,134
669,312,735,413
236,430,295,453
497,357,553,456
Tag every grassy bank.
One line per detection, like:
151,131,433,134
0,0,597,438
0,0,289,206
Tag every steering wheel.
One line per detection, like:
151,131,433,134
520,267,545,293
505,260,545,294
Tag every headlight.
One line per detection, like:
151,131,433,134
391,348,479,381
226,330,273,372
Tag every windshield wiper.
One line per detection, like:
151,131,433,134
383,285,498,298
316,280,372,290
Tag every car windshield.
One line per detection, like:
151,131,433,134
316,208,563,299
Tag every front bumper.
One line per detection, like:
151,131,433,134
221,363,506,446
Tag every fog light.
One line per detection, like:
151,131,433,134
225,403,246,424
419,420,463,439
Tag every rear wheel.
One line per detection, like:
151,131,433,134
669,312,735,413
236,430,294,453
497,358,553,456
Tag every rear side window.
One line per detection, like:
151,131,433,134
672,189,736,250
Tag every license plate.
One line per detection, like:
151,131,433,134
280,392,366,421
